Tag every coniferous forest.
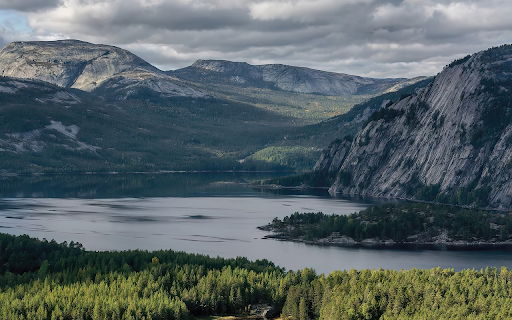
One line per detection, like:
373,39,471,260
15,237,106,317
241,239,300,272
261,202,512,244
1,232,512,319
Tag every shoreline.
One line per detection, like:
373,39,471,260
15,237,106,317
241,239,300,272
252,184,510,212
0,170,304,177
261,233,512,251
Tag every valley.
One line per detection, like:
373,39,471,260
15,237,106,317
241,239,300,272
0,40,426,173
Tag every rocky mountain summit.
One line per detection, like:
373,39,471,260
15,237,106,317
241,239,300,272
0,40,204,98
171,59,416,96
315,45,512,210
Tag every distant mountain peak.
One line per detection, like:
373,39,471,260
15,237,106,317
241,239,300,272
173,59,416,96
0,39,205,98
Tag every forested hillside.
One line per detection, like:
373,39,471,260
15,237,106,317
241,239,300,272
1,233,512,319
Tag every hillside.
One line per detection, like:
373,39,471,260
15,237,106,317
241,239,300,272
245,77,433,170
0,76,293,173
171,59,415,96
315,45,512,210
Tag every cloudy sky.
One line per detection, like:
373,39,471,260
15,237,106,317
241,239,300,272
0,0,511,78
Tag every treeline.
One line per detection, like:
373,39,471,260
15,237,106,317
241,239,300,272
253,171,337,188
2,232,512,319
263,202,512,242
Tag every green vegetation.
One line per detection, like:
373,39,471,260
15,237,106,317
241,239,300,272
261,202,512,243
253,171,337,188
245,146,321,170
0,232,282,319
447,55,471,68
412,180,493,209
1,232,512,319
264,78,434,154
190,83,370,125
364,106,404,126
469,75,512,149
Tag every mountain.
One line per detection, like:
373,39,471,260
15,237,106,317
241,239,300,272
170,59,416,96
314,45,512,210
0,40,204,98
0,39,430,173
0,75,296,173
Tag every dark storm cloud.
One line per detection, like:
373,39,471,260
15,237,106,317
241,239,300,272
10,0,512,77
0,0,62,12
96,1,249,31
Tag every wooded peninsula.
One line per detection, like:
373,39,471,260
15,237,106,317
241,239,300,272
259,202,512,247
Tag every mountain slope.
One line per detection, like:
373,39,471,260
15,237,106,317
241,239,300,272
171,59,418,96
242,77,433,170
0,76,295,173
314,45,512,210
0,40,204,98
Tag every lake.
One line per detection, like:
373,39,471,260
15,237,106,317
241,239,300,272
0,172,510,275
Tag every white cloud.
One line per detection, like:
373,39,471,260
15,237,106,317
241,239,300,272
0,0,511,78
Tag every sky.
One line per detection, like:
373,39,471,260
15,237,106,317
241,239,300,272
0,0,511,78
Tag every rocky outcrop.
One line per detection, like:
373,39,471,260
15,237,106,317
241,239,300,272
0,40,204,98
315,45,512,210
0,76,81,104
172,59,423,96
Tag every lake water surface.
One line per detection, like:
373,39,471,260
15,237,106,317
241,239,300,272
0,173,510,275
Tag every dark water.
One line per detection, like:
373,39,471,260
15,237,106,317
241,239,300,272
0,173,510,274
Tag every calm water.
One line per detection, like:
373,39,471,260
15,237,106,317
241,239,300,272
0,173,510,274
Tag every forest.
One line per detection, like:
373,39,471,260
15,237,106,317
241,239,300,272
260,202,512,244
1,232,512,319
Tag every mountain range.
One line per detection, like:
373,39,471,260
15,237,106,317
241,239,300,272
170,59,419,96
0,39,426,173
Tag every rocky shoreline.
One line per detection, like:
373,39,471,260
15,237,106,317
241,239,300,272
259,228,512,250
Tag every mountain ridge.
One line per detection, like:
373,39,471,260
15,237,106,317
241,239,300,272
314,44,512,210
170,58,421,96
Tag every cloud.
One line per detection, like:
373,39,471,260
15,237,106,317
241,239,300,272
0,0,63,12
2,0,512,77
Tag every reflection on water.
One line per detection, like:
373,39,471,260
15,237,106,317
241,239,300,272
0,173,511,274
0,172,293,198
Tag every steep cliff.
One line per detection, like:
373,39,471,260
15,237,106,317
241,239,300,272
171,59,421,96
0,40,204,98
315,45,512,210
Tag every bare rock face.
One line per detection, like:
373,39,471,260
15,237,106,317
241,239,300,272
172,59,420,96
315,45,512,210
0,40,204,98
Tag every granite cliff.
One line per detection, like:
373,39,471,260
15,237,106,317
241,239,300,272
315,45,512,210
0,40,204,98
